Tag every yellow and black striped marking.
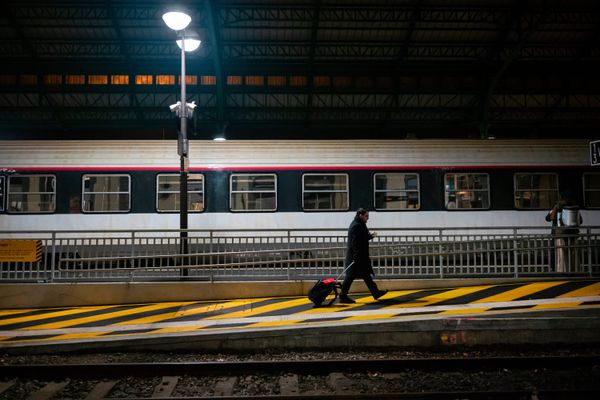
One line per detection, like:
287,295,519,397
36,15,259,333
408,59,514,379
0,239,42,262
1,279,599,346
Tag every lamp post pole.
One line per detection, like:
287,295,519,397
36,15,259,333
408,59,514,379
178,32,189,273
163,11,200,277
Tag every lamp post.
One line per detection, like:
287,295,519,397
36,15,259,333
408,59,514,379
162,11,201,273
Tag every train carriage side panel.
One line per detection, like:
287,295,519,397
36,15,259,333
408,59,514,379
1,139,599,232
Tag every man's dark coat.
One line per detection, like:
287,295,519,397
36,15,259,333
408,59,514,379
345,215,374,278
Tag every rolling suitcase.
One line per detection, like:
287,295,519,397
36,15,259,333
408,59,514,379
307,262,354,307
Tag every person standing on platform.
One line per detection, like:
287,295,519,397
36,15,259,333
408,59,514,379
339,208,388,304
545,191,582,273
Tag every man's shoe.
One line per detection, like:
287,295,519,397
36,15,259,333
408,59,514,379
373,289,388,300
339,295,356,304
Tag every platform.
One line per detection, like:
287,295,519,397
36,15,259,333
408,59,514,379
1,279,599,354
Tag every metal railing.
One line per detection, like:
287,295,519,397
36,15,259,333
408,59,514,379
1,227,599,282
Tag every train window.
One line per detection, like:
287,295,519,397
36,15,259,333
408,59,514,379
444,173,490,210
302,173,349,211
156,174,204,212
230,174,277,212
374,173,420,210
514,173,558,209
82,174,130,213
583,173,600,208
6,175,56,213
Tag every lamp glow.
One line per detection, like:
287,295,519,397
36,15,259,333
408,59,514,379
176,38,201,52
162,11,191,31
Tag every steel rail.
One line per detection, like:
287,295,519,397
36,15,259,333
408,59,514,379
2,355,599,380
103,390,600,400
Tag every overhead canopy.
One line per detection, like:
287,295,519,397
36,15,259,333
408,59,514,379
0,0,599,140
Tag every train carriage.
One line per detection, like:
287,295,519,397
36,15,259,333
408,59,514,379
0,139,598,231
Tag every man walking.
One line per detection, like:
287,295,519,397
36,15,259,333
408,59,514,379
339,208,388,303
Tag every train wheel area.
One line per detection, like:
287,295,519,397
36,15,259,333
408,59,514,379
0,279,599,354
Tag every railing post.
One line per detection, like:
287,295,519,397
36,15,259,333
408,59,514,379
49,232,56,282
587,227,593,277
209,230,214,282
438,230,444,278
513,229,519,278
287,230,291,281
130,231,136,270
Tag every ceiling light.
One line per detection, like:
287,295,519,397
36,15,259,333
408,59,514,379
162,11,191,31
176,38,201,52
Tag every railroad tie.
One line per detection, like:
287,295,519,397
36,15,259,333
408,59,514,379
214,377,237,396
26,381,69,400
279,374,299,395
85,380,117,400
152,376,179,398
327,372,354,394
0,380,16,396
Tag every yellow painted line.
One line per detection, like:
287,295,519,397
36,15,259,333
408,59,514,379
23,302,197,330
0,336,10,341
205,297,312,320
114,299,263,325
149,326,205,334
99,331,157,338
295,287,490,315
470,281,567,304
439,307,489,315
302,319,345,325
0,305,118,327
298,304,355,314
379,289,432,309
299,290,424,314
340,313,398,321
484,303,600,315
299,291,421,315
200,324,253,331
46,331,108,341
246,320,304,328
299,296,375,314
532,302,581,310
394,285,493,308
0,309,37,317
558,281,600,298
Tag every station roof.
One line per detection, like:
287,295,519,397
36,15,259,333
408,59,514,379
1,0,599,140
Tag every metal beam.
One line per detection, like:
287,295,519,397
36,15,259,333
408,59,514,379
4,5,68,132
304,0,321,127
382,0,422,132
478,1,548,138
204,0,227,137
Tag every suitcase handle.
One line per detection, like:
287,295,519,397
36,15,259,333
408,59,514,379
335,261,354,281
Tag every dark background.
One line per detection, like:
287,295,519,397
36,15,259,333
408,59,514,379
1,0,599,141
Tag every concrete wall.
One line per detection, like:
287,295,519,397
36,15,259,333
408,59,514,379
0,277,553,309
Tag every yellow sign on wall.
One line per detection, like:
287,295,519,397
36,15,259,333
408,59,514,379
0,240,42,262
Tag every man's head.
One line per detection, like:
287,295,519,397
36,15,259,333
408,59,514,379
559,190,572,201
356,207,369,223
558,190,574,206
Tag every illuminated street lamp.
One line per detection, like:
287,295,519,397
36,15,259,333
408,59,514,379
163,10,200,272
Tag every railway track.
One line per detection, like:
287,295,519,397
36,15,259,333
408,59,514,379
1,356,599,399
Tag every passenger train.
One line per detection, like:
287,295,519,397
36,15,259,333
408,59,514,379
1,139,599,232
